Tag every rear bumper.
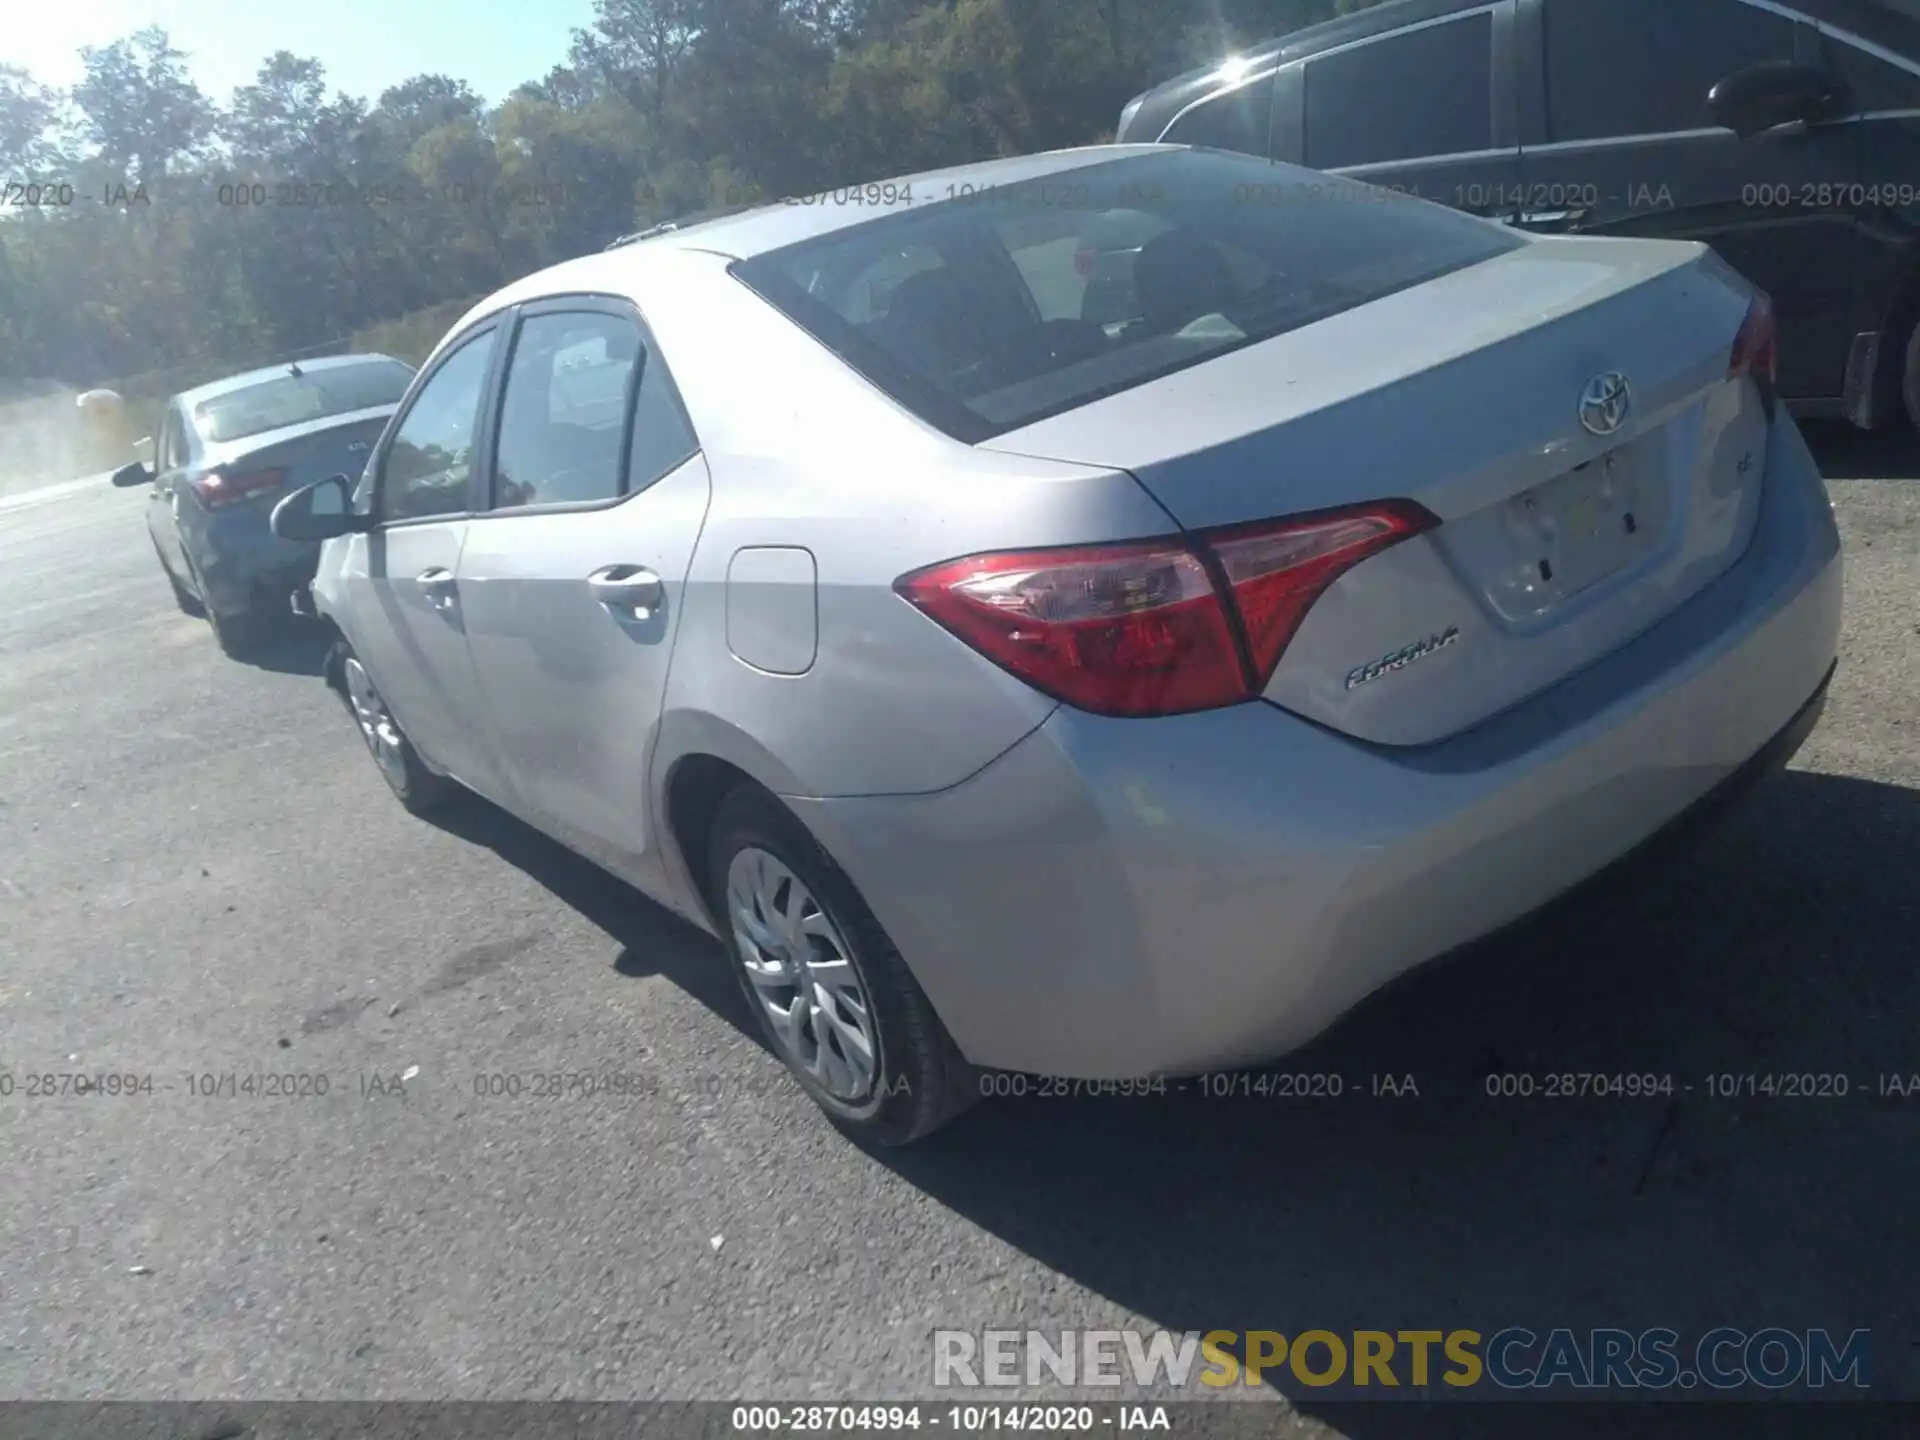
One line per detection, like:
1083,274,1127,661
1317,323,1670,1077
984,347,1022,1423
790,414,1844,1078
184,503,320,617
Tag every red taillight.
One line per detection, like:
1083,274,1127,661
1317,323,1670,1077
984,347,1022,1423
1207,502,1437,688
192,466,288,510
1729,291,1778,408
896,539,1245,716
895,501,1437,718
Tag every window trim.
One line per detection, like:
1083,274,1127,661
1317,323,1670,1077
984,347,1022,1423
1154,2,1507,145
1332,145,1519,176
1299,5,1503,170
367,319,503,531
1156,66,1281,155
474,292,702,521
1523,125,1730,155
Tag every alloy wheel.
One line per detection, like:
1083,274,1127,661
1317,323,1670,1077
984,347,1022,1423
726,845,879,1103
342,657,409,791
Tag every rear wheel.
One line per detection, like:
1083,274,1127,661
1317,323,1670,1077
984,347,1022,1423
707,785,977,1146
338,647,456,815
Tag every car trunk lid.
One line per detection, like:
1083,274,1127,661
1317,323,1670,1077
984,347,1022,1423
201,406,394,510
979,236,1773,745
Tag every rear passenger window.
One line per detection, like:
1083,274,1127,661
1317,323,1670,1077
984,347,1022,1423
1161,75,1274,157
1543,0,1797,141
625,346,700,495
1304,13,1493,169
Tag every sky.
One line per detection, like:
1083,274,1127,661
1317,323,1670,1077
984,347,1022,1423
12,0,600,109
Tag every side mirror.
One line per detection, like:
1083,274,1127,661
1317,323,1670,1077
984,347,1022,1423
271,473,362,541
1709,61,1834,139
109,461,152,488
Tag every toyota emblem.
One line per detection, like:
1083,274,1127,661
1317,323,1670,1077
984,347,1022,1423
1578,371,1632,436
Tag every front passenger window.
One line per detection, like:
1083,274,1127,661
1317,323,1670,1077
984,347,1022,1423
379,330,495,524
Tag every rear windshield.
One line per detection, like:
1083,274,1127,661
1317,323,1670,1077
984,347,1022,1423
733,149,1524,442
193,359,414,444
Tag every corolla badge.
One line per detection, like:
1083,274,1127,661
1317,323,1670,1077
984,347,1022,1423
1345,626,1460,690
1578,371,1632,436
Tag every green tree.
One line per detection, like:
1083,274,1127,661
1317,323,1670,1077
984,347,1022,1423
0,65,65,178
69,27,215,182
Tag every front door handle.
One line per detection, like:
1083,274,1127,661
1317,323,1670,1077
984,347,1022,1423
415,566,456,610
588,564,664,620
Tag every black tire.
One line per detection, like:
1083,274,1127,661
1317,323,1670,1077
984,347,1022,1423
329,640,458,816
707,784,977,1146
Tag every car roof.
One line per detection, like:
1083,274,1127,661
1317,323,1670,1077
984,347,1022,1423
175,352,406,409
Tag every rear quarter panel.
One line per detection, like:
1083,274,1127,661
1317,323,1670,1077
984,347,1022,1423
628,248,1179,799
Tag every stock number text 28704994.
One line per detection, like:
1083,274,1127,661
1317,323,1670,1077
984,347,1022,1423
730,1405,1119,1432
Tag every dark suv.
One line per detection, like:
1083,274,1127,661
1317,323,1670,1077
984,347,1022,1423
1117,0,1920,431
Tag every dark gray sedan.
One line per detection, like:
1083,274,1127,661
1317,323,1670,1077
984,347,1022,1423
112,354,414,655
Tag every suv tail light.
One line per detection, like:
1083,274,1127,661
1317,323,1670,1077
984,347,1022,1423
895,501,1436,718
1729,291,1777,417
192,466,288,510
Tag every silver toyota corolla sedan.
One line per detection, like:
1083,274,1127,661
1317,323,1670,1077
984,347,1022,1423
272,144,1842,1146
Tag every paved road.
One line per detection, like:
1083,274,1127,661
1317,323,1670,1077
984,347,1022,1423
2,433,1916,1430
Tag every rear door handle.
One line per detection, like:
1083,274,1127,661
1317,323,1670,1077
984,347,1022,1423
588,564,664,620
415,566,456,610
